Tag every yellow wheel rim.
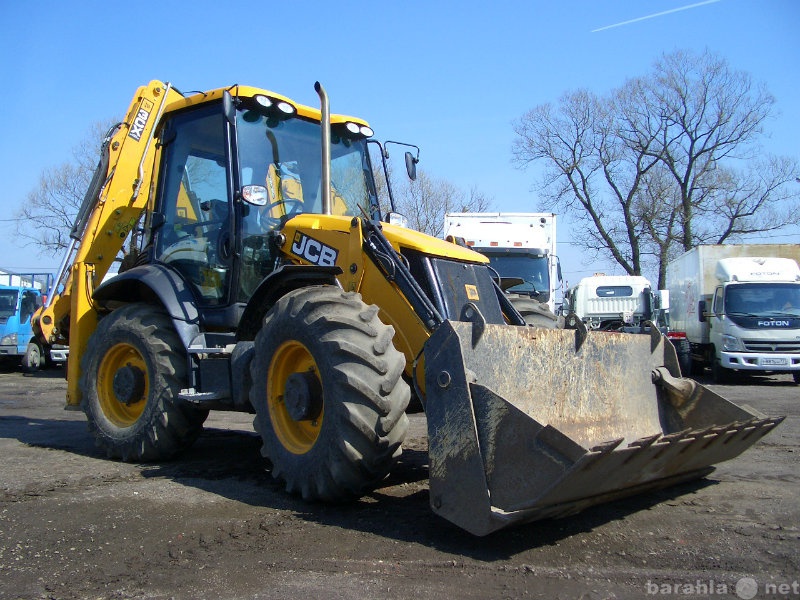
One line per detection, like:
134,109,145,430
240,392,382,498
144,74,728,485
97,343,149,428
267,340,323,454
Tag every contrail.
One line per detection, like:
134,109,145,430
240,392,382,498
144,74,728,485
592,0,722,32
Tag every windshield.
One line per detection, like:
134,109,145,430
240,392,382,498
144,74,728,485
236,104,375,232
0,290,18,318
486,254,550,301
725,283,800,317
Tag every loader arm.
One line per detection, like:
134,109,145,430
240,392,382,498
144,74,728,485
33,81,181,406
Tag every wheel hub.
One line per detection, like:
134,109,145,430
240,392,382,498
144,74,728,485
112,364,146,405
284,371,322,421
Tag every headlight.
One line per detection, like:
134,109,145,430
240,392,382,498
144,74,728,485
276,101,296,115
253,95,297,118
721,334,743,352
336,122,373,140
0,333,17,345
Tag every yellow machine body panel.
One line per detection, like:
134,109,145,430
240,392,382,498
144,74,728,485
277,213,474,379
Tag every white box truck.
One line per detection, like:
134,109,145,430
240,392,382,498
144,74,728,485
442,212,561,327
666,244,800,383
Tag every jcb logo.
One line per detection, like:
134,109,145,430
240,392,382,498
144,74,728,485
291,232,338,267
128,99,154,141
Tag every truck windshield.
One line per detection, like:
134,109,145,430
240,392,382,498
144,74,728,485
485,254,550,301
236,106,375,226
725,283,800,317
0,290,18,318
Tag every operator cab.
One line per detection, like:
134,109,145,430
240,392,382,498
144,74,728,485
147,90,378,313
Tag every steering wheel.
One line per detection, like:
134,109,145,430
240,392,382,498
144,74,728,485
260,199,304,228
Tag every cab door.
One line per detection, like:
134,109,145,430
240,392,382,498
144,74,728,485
152,104,232,306
709,285,726,356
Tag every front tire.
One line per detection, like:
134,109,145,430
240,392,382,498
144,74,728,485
250,286,410,501
711,358,734,384
22,342,42,372
80,304,207,461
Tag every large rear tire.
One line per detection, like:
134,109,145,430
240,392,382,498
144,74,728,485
250,286,410,501
80,304,207,461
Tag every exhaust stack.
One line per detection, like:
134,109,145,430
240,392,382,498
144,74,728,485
315,81,332,215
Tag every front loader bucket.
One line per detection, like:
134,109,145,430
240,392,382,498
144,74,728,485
423,321,783,536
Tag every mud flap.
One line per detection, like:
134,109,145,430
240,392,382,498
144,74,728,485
423,321,783,536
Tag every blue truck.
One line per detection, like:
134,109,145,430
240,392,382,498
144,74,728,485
0,272,66,371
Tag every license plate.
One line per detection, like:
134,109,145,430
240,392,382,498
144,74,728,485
762,357,787,366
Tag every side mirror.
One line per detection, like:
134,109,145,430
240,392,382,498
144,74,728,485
241,185,268,206
223,90,236,125
405,151,418,181
698,300,707,323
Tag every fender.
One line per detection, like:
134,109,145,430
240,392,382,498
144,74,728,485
236,264,342,341
92,264,201,350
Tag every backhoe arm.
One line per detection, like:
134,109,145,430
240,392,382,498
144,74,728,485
33,81,181,406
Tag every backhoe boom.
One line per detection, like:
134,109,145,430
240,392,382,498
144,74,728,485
34,81,180,406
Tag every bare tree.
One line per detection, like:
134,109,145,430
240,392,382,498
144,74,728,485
643,50,796,251
370,150,493,237
392,170,492,237
15,120,118,257
634,164,683,288
512,49,800,287
511,87,660,277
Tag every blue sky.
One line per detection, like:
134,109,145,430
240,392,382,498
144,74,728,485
1,0,798,288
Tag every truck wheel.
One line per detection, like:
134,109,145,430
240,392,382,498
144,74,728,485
21,342,42,372
80,304,207,461
677,352,691,376
508,296,562,329
711,359,733,384
672,340,691,376
250,286,410,501
793,372,799,385
689,358,705,377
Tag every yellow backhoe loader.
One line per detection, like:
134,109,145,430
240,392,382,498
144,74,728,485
33,81,782,536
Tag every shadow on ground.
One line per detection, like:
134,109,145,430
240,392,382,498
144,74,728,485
0,410,717,560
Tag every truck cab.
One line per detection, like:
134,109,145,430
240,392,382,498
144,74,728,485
0,273,57,371
442,213,562,327
704,257,800,382
564,274,654,331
